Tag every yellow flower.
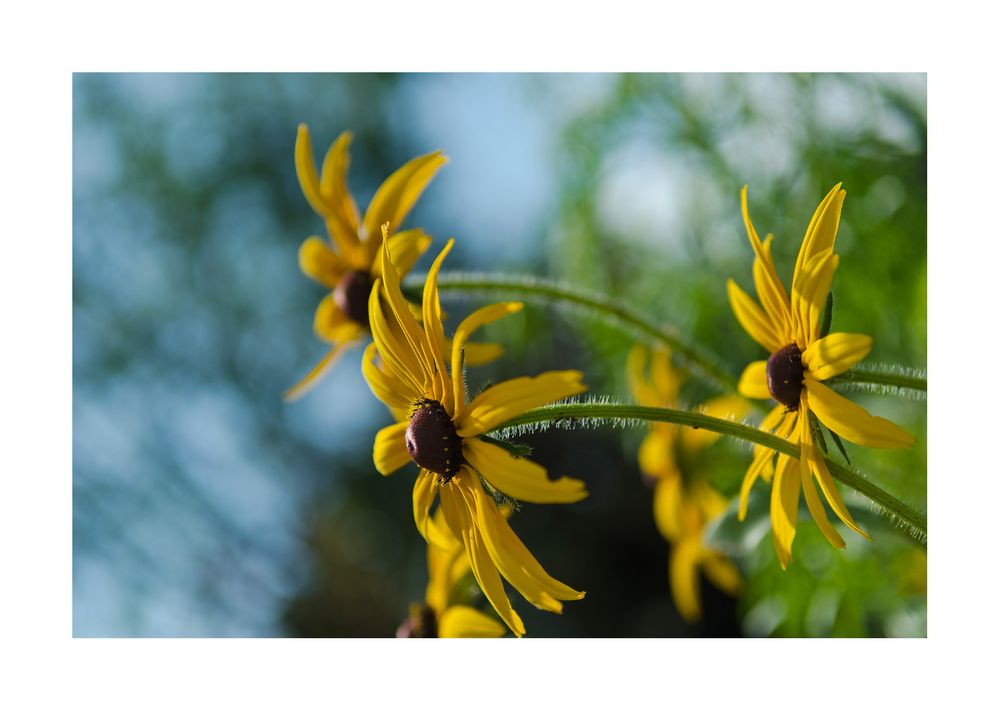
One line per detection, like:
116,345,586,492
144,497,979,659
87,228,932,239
728,184,915,568
628,345,745,621
398,516,507,638
287,124,500,399
366,235,588,636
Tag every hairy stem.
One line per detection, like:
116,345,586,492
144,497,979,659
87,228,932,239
489,402,927,541
828,367,927,393
421,272,740,393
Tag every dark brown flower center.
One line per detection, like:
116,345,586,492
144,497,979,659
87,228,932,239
406,399,463,481
766,343,805,410
333,270,373,328
396,603,438,638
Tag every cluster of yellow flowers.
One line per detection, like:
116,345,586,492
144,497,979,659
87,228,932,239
288,125,915,637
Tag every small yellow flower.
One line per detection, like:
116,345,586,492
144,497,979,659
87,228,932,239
628,345,745,621
397,516,507,638
286,125,499,399
729,184,915,568
366,235,588,636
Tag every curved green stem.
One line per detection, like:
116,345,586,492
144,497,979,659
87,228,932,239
422,272,740,393
828,367,927,393
489,402,927,541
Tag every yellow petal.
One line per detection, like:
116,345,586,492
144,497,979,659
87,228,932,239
627,345,659,408
412,471,458,551
702,553,743,596
438,605,507,638
638,427,677,480
669,537,702,622
463,478,584,607
368,278,426,396
362,150,448,261
298,236,345,288
737,405,789,520
457,370,586,437
378,236,436,388
741,187,793,331
793,183,845,286
374,421,411,476
313,293,360,340
425,540,463,614
361,342,413,412
803,332,873,381
653,474,684,541
791,249,838,347
753,235,792,341
770,454,801,570
804,379,915,448
796,412,845,549
421,239,454,408
728,279,784,354
460,341,504,367
737,360,771,401
318,130,361,234
682,400,751,476
464,438,587,504
373,228,432,278
283,339,359,402
439,479,525,636
449,302,524,421
650,348,682,404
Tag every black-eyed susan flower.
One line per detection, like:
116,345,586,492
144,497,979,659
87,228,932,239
287,125,498,399
366,235,588,637
628,345,746,621
397,515,507,638
728,184,915,568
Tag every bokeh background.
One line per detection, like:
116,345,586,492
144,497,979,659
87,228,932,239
73,73,926,637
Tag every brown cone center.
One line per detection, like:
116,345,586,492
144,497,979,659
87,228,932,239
405,399,463,481
333,270,373,328
766,343,805,410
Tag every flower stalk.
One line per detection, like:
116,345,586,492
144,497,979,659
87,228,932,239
488,402,927,542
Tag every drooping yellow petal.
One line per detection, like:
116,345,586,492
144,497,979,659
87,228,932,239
361,342,413,412
650,348,682,405
669,537,702,622
412,471,458,551
298,236,346,288
627,345,660,408
796,411,845,549
793,183,845,287
770,454,801,569
464,438,588,504
362,150,448,261
373,421,411,476
638,427,677,480
425,538,463,614
737,360,771,400
449,302,524,421
702,554,743,596
803,333,873,381
804,378,915,448
457,370,586,437
791,249,838,347
681,394,750,453
737,406,788,520
283,339,360,402
728,279,784,354
439,480,525,636
653,474,684,541
464,477,585,605
420,238,454,408
438,605,507,638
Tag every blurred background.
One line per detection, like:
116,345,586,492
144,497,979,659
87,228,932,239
73,73,926,637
